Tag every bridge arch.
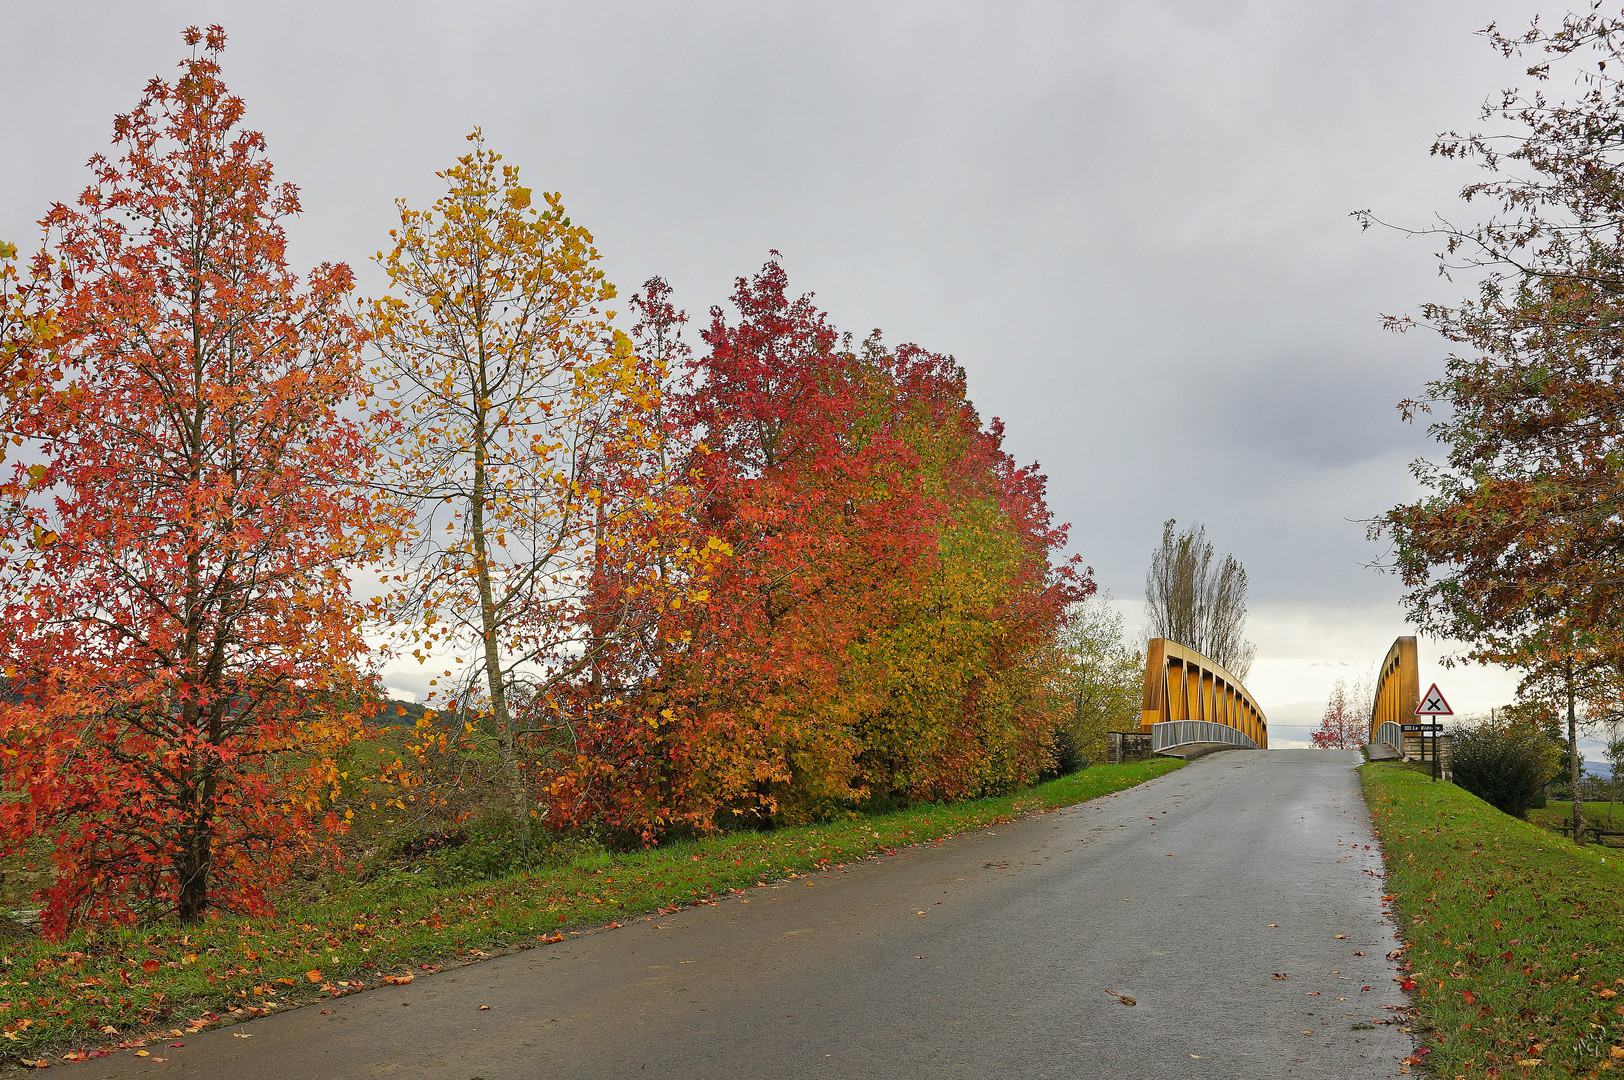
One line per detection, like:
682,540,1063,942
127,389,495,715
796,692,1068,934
1140,638,1267,754
1369,636,1419,754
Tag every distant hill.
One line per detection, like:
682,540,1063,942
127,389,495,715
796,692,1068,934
376,698,429,726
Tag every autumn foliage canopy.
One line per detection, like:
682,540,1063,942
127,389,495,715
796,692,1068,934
0,28,392,933
0,28,1091,934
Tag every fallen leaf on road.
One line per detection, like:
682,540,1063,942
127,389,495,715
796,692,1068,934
1103,989,1137,1006
1335,935,1346,939
134,1051,149,1058
1273,973,1289,980
381,975,413,985
231,1033,252,1038
1300,1030,1313,1035
479,1005,491,1011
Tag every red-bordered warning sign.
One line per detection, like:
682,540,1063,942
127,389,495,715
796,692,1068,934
1416,683,1453,716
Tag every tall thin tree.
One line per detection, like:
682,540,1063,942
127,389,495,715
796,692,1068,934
1143,519,1254,679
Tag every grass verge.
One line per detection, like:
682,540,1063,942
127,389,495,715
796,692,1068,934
0,758,1181,1067
1362,764,1624,1078
1529,802,1624,843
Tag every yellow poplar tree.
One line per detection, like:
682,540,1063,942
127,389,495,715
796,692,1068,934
369,131,670,845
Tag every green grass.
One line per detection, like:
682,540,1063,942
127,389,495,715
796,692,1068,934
1529,802,1624,841
0,758,1181,1066
1361,764,1624,1078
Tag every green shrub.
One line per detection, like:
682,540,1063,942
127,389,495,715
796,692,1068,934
1043,727,1085,779
366,814,609,889
1450,722,1550,819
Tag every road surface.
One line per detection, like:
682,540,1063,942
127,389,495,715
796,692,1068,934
83,748,1414,1079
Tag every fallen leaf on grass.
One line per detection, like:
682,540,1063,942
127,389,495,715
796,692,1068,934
1601,988,1618,999
140,959,159,974
306,969,322,983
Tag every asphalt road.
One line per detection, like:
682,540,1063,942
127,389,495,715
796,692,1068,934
84,748,1415,1079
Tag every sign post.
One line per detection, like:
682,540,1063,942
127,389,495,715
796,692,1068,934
1414,683,1453,781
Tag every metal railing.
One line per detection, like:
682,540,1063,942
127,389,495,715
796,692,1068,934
1151,719,1262,754
1374,720,1404,753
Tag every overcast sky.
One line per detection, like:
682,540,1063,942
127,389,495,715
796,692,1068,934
5,0,1569,747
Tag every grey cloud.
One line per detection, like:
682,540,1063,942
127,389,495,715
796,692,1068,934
1,0,1550,704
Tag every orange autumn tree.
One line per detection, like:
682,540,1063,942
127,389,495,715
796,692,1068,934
0,27,387,933
844,337,1086,801
537,277,721,838
647,260,939,826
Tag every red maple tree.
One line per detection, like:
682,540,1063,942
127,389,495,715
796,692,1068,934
0,27,388,933
1310,679,1365,749
554,258,1086,831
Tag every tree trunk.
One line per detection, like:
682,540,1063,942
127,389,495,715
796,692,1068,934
1568,653,1582,844
175,824,212,924
470,383,529,853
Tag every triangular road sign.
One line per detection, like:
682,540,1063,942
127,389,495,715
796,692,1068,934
1416,683,1453,716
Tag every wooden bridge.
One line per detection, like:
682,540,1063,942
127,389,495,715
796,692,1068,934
1138,638,1267,755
